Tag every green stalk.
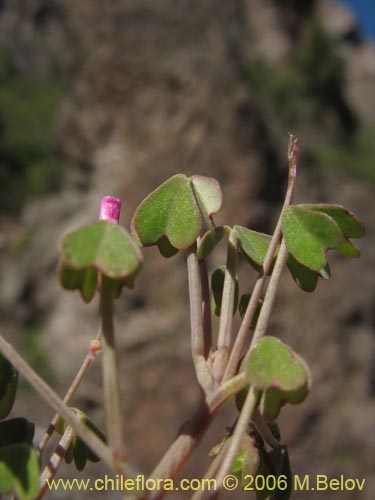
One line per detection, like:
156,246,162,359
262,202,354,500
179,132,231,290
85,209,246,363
144,373,247,500
190,437,232,500
147,405,214,500
212,229,238,383
223,135,299,381
0,333,113,468
36,426,75,500
252,409,282,450
210,386,259,497
38,328,102,452
199,259,212,359
248,239,288,348
207,371,248,409
187,245,214,393
100,274,126,463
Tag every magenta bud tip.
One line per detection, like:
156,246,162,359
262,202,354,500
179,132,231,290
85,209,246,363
99,196,122,223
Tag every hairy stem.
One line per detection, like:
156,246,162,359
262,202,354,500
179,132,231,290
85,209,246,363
199,259,212,359
38,328,102,452
144,372,246,499
190,438,231,500
252,410,282,450
248,239,288,349
0,333,113,468
100,275,126,463
187,245,214,392
207,372,247,409
210,386,258,498
213,229,237,383
223,135,299,381
147,405,213,500
36,426,75,500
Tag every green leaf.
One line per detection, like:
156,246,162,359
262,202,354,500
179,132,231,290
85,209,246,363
59,266,98,302
258,382,310,420
235,226,276,271
303,204,365,257
238,294,263,329
131,175,201,249
247,337,309,391
197,226,229,261
319,263,331,280
209,436,227,458
246,337,310,420
0,419,35,448
59,220,142,302
157,236,179,258
256,447,292,500
64,440,74,464
233,435,260,484
211,265,239,317
0,444,40,500
61,411,106,471
83,417,106,463
286,254,319,292
190,175,223,218
282,206,343,271
131,174,223,252
0,353,18,420
73,435,89,472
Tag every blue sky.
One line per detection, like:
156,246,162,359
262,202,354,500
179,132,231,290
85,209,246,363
337,0,375,40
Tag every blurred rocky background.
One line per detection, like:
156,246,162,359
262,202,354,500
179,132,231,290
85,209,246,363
0,0,374,498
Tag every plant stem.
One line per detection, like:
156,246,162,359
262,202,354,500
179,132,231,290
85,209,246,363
38,328,102,452
223,135,298,381
100,274,126,463
144,373,246,500
36,426,75,500
0,333,113,468
248,239,288,349
147,405,213,500
199,259,212,359
212,229,237,383
187,244,204,357
190,437,232,500
252,410,282,450
209,386,258,498
207,371,247,409
187,245,214,392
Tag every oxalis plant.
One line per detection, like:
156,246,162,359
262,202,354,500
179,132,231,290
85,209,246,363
0,135,366,500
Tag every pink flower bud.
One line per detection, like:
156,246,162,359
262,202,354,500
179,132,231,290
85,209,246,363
89,339,102,357
98,196,122,223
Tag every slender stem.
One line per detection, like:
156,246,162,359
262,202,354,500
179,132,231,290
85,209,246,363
0,333,113,468
223,135,299,381
187,244,204,357
190,438,232,500
212,229,238,383
210,386,258,498
252,410,282,451
36,426,75,500
147,405,214,500
207,371,247,409
199,259,212,359
38,328,102,452
248,239,288,349
145,242,243,497
144,372,246,500
187,245,214,392
100,275,126,463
